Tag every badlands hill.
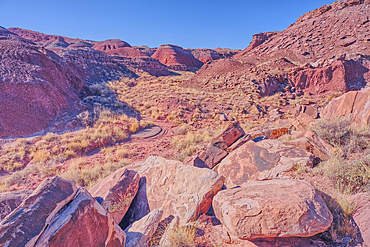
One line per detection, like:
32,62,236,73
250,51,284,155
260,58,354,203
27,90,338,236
193,0,370,97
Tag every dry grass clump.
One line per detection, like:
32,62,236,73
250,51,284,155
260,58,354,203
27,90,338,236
0,138,29,172
172,129,213,161
311,117,370,154
160,224,197,247
0,110,151,174
59,158,127,189
0,109,151,190
311,117,370,194
314,155,370,194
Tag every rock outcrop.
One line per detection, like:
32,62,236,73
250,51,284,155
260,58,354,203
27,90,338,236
55,47,136,83
291,59,367,95
90,167,140,224
0,177,126,247
121,156,225,227
285,130,333,161
193,0,370,96
0,177,78,246
351,192,370,246
190,122,246,169
213,179,333,240
151,44,203,71
322,87,370,126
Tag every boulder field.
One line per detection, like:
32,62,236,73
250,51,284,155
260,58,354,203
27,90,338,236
2,120,369,246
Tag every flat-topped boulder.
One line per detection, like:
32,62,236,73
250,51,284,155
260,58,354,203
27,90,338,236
214,139,315,188
213,179,333,240
121,156,225,227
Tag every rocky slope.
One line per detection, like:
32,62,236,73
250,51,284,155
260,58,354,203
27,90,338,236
192,0,370,97
8,27,86,48
0,27,88,137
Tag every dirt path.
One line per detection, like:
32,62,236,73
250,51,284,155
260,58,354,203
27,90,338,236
123,120,180,161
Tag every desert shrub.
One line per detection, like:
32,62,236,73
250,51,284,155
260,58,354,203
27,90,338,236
311,118,370,154
314,155,370,194
129,122,140,133
311,117,351,146
0,138,29,172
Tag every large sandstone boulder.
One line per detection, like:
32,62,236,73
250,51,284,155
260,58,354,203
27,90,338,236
35,187,126,247
0,177,126,247
322,88,370,127
0,190,33,221
213,179,333,240
90,167,140,224
124,209,163,247
214,140,314,188
0,177,78,246
214,142,279,188
121,156,225,227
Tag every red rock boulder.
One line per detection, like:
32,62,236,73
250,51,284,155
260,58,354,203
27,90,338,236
35,187,126,247
322,88,370,126
213,179,333,240
0,177,79,246
90,167,140,224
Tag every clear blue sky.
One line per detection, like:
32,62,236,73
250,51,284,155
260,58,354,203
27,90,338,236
1,0,334,49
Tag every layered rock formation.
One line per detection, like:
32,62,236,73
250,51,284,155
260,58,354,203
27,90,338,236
92,39,131,51
152,44,203,71
192,0,370,96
